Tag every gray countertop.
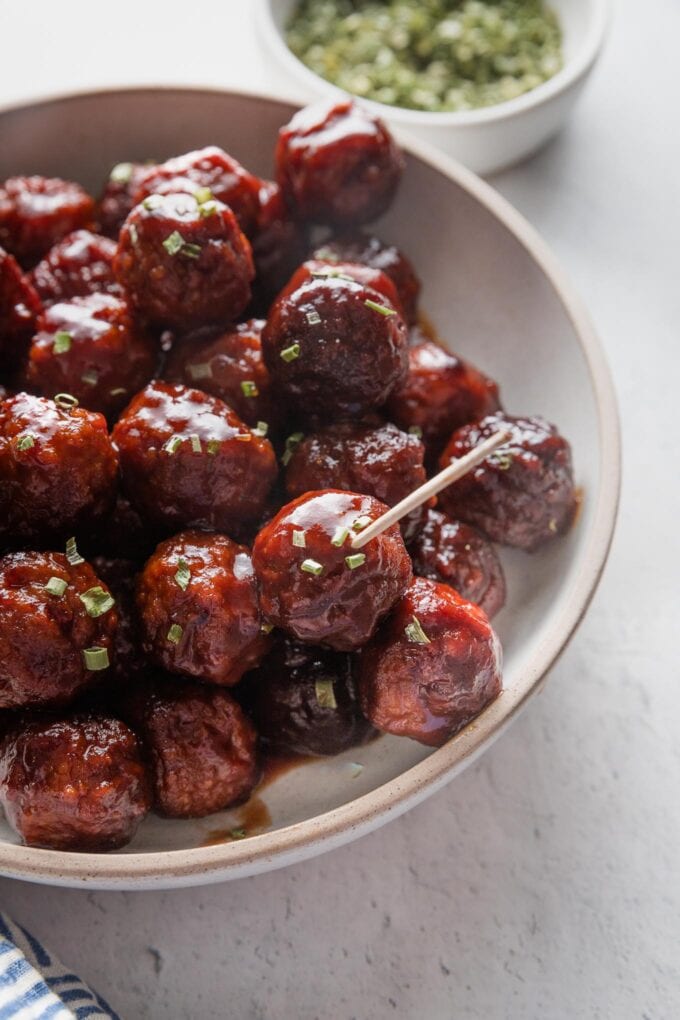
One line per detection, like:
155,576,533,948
1,1,678,1016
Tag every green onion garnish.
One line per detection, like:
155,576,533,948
281,431,304,465
129,223,139,246
79,586,115,618
408,425,423,438
260,621,274,635
65,537,84,566
206,439,221,455
493,453,513,471
404,616,431,645
240,380,259,398
175,559,191,591
280,343,300,363
81,370,98,387
352,515,371,532
345,553,366,570
315,678,337,709
163,435,183,454
364,299,396,317
331,525,350,547
230,827,247,840
194,186,213,205
82,646,110,671
198,200,219,219
44,576,68,597
15,434,35,451
305,310,321,325
110,387,127,397
167,624,183,644
292,530,306,548
163,231,185,256
251,421,268,438
53,331,72,354
311,270,355,283
190,434,202,453
54,393,78,411
301,558,324,576
187,362,213,381
110,162,133,184
182,242,202,259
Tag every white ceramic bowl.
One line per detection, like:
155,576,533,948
0,87,619,889
255,0,609,174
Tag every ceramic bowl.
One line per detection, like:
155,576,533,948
255,0,609,174
0,87,619,889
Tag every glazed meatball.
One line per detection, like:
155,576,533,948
24,293,157,421
29,229,120,306
276,97,404,225
0,176,95,268
358,576,502,747
0,715,149,850
409,509,506,618
277,259,405,319
250,180,307,309
311,233,420,324
97,161,149,239
386,341,501,460
284,421,428,542
245,636,374,756
136,531,270,686
0,550,118,710
0,246,42,374
112,382,277,535
125,678,259,818
0,392,118,545
438,412,577,552
262,273,407,423
252,490,412,651
133,146,261,236
113,192,254,331
163,319,283,432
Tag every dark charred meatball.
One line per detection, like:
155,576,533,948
133,146,261,236
136,531,270,686
97,161,149,239
386,341,501,460
0,550,118,710
277,259,405,319
250,180,307,309
125,677,259,818
0,392,118,545
252,490,412,651
0,176,95,268
163,319,283,432
112,381,277,535
284,421,428,542
0,715,149,850
24,293,157,421
0,246,42,374
358,576,502,746
438,412,576,552
29,229,121,306
113,192,254,331
409,509,506,618
311,233,420,324
276,97,404,225
245,636,374,756
261,273,407,423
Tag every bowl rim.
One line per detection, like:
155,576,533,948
253,0,611,128
0,85,620,888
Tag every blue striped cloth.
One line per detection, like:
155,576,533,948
0,914,118,1020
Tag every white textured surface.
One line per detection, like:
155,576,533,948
0,1,678,1017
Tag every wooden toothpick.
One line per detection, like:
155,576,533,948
351,430,510,550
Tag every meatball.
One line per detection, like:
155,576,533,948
276,97,404,225
311,233,420,324
136,531,270,686
97,161,150,239
0,246,42,374
277,259,405,319
0,392,118,545
409,509,506,618
0,176,95,268
24,293,157,421
0,550,118,710
133,146,261,236
113,192,254,331
125,677,259,818
252,490,412,651
438,412,577,552
358,576,502,747
245,636,374,756
0,715,149,850
385,341,501,460
250,179,307,309
284,421,428,542
262,273,407,423
29,229,120,306
163,319,283,432
112,381,277,535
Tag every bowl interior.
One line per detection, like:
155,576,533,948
0,89,615,876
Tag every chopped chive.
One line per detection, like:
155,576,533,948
194,186,213,205
280,343,300,363
53,331,72,354
240,380,259,398
198,200,219,219
110,387,127,397
129,223,139,246
190,434,202,453
163,230,184,256
143,195,163,211
404,615,431,645
81,369,98,387
311,269,355,283
251,421,268,438
260,621,274,635
408,425,423,438
229,827,247,840
493,453,513,470
82,646,110,671
281,431,304,465
331,525,350,547
54,393,78,411
65,537,84,566
167,623,183,644
174,558,191,591
315,677,337,709
345,553,366,570
300,558,324,576
79,586,115,618
110,162,133,184
44,576,68,597
15,434,35,451
181,242,202,259
292,530,306,548
305,310,321,325
364,299,396,317
206,439,221,455
352,515,371,532
163,434,183,454
187,362,213,381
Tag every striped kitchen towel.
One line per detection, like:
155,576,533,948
0,913,118,1020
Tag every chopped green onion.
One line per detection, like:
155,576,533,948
206,439,221,455
182,242,202,259
251,421,268,438
311,269,355,283
190,434,202,453
345,553,366,570
260,621,274,635
315,677,337,709
408,425,423,438
292,530,306,548
79,586,115,618
229,827,247,840
143,195,163,211
44,576,68,597
305,310,321,325
163,231,185,256
240,380,259,398
187,362,213,381
110,162,133,184
54,393,79,411
175,559,191,591
364,299,396,317
280,343,300,363
198,200,219,219
404,615,431,645
81,369,98,387
53,331,72,354
65,537,84,566
82,646,110,671
15,434,35,451
129,223,139,246
493,453,513,471
331,525,350,547
167,623,183,644
352,515,371,532
163,434,183,454
300,558,324,576
281,431,304,465
110,387,127,397
193,186,213,205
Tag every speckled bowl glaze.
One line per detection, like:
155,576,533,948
0,88,620,889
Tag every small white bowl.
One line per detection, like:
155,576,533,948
255,0,609,175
